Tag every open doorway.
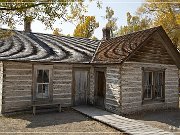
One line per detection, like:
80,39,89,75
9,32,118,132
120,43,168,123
94,68,106,109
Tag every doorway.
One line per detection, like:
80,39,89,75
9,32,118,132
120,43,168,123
73,69,89,106
94,68,106,108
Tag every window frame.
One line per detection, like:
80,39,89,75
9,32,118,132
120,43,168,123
142,67,165,103
33,65,53,102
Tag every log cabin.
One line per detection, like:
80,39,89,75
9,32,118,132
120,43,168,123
0,25,179,114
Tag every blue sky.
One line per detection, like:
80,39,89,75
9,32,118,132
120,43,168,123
1,0,144,39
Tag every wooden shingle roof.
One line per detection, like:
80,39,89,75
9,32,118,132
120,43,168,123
0,26,179,67
92,26,180,68
92,26,159,63
0,30,100,63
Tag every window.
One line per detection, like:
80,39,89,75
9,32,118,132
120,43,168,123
33,65,53,101
36,70,49,98
143,68,165,101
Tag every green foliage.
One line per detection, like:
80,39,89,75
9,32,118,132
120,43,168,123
136,0,180,49
103,6,118,37
0,1,100,39
0,0,101,39
91,36,98,40
117,12,152,36
53,28,62,36
73,16,99,38
0,0,99,29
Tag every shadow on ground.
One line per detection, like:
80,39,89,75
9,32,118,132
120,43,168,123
127,109,180,129
4,108,90,129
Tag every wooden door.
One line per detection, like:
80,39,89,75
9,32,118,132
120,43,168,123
74,70,88,105
94,70,106,108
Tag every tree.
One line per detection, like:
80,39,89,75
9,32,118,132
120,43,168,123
0,1,90,28
103,6,118,37
53,28,62,36
91,36,98,40
117,12,152,36
136,0,180,49
0,0,101,39
73,16,99,38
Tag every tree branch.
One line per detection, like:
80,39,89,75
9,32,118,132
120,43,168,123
0,3,46,11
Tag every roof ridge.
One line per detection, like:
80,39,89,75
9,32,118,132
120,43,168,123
105,26,162,41
0,28,100,42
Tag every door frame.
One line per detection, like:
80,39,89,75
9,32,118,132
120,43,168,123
72,67,90,106
94,67,106,108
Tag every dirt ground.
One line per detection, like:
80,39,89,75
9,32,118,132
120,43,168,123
0,109,124,135
127,97,180,135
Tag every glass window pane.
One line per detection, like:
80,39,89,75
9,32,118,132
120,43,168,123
43,84,49,97
43,70,49,83
38,84,43,93
37,70,43,83
156,72,163,98
144,72,152,99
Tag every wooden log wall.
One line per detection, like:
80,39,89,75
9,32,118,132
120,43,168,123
105,66,121,113
53,64,72,107
0,62,3,114
2,62,32,113
89,67,95,104
121,62,179,114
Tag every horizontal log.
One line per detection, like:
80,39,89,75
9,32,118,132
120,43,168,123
53,98,71,103
122,76,141,81
53,94,72,99
121,82,141,87
106,97,119,104
106,93,120,98
165,97,179,102
54,71,72,75
4,85,32,90
4,95,31,101
53,89,71,93
3,101,31,110
121,101,142,107
122,96,141,103
6,68,31,71
105,102,119,108
122,91,141,97
4,70,32,75
54,65,72,70
5,75,32,80
4,62,32,66
4,81,32,86
53,80,72,85
4,90,31,97
53,76,72,80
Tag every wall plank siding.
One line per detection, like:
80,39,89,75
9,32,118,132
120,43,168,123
2,62,32,113
105,66,121,113
127,35,175,65
53,64,72,107
1,62,75,113
88,67,94,104
121,62,179,114
0,62,3,114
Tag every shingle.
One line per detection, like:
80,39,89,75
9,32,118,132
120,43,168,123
0,30,100,63
92,26,159,63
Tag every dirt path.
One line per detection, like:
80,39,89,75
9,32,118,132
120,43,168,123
0,109,124,135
